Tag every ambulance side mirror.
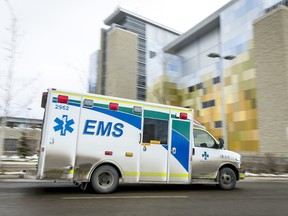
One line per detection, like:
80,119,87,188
219,138,224,149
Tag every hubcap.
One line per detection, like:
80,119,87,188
221,173,232,185
98,172,114,189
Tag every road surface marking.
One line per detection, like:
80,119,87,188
62,195,188,200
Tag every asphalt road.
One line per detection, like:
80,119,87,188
0,180,288,216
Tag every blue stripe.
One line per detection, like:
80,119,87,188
85,106,142,130
68,102,80,107
52,100,80,107
171,130,189,172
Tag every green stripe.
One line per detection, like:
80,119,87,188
52,97,81,104
119,107,141,116
69,99,81,104
172,120,190,140
94,103,108,109
144,110,169,120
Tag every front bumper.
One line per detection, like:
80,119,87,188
238,168,245,180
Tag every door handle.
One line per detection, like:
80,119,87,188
172,147,176,154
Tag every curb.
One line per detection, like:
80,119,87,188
245,172,288,178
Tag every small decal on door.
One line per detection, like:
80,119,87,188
202,151,209,160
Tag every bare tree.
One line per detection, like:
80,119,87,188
0,0,39,157
1,0,17,117
0,0,18,157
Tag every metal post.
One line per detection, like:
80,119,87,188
219,57,228,149
208,53,235,149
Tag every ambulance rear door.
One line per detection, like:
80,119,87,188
37,89,81,180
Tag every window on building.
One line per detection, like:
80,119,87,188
143,118,168,144
188,86,194,93
137,88,146,101
215,121,222,128
4,139,18,152
149,51,156,58
137,75,146,88
202,100,215,109
213,76,221,84
196,83,203,90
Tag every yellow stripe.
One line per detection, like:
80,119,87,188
124,172,189,178
53,90,81,98
169,173,189,178
140,172,167,177
124,172,138,177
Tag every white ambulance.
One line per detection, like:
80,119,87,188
36,88,245,193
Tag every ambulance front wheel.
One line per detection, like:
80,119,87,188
91,165,119,194
217,167,236,190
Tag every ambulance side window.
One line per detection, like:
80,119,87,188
194,130,218,149
143,118,168,144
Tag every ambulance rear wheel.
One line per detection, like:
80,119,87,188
217,167,236,190
91,165,119,194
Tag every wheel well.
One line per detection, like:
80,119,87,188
90,162,122,180
218,164,239,181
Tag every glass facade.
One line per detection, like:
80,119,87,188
158,0,287,152
218,0,285,151
145,24,181,104
99,1,287,153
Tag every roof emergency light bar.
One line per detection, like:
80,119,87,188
109,102,119,110
58,95,69,104
176,112,188,120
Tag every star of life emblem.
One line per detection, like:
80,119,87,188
53,115,75,136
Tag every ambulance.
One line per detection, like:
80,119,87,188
36,88,245,193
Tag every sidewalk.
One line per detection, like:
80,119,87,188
242,172,288,182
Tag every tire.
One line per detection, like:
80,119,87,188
90,165,119,194
217,167,236,190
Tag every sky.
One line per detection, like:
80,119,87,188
0,0,230,119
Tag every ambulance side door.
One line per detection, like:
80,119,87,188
139,108,169,182
192,129,221,179
168,118,192,183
